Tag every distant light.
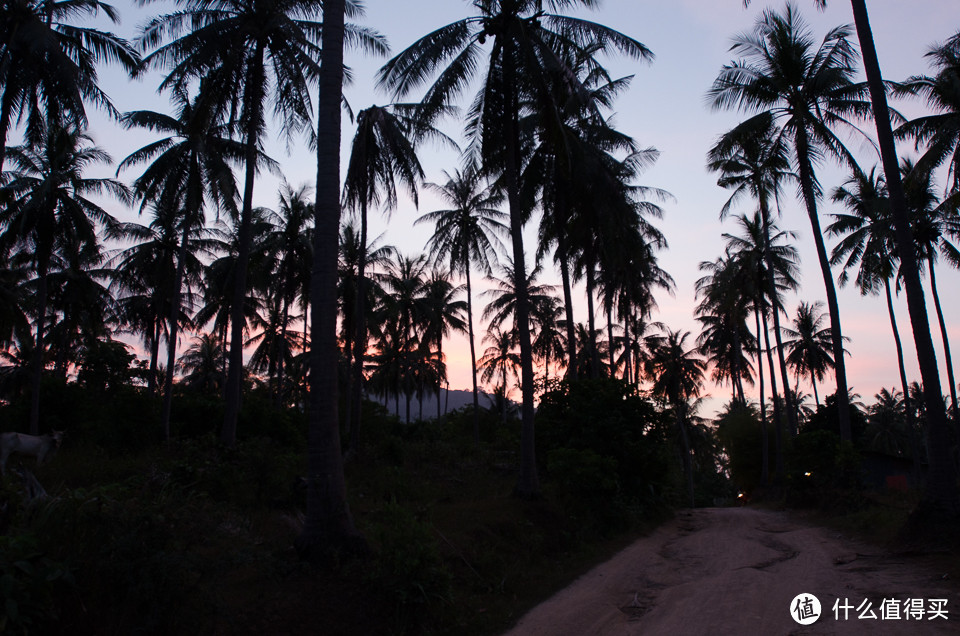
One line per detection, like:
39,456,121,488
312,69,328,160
804,472,812,477
737,493,744,499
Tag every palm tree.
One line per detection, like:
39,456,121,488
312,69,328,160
742,0,954,518
481,259,557,349
139,0,330,446
708,112,800,437
695,254,755,405
179,333,225,395
0,0,139,173
416,165,507,443
644,328,706,508
902,161,960,423
420,268,467,422
827,166,915,427
117,88,243,439
342,102,438,448
478,325,520,425
782,301,836,407
1,122,128,434
379,0,652,498
708,4,872,443
898,33,960,195
267,183,313,406
298,0,377,560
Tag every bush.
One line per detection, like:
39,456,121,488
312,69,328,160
537,379,676,527
0,534,74,635
366,502,451,628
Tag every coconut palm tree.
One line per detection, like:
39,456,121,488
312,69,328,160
138,0,331,445
342,102,441,447
708,112,800,437
1,122,128,434
266,183,313,406
117,88,243,438
416,165,507,443
695,254,755,405
708,3,872,442
298,0,378,560
752,0,958,518
827,166,915,426
379,0,652,498
419,268,467,422
478,325,520,425
782,302,836,407
644,328,706,508
901,161,960,423
0,0,139,173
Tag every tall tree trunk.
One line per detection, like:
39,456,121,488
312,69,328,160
348,199,370,454
465,262,481,445
161,229,190,441
148,318,161,395
606,304,616,377
585,258,600,379
296,0,364,561
275,294,290,407
553,202,578,380
503,52,539,498
848,0,958,515
222,43,267,447
28,255,50,436
761,301,784,480
758,199,799,437
885,277,922,484
927,257,958,424
675,400,695,508
755,307,769,486
794,126,851,443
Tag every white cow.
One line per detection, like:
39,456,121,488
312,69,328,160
0,431,63,476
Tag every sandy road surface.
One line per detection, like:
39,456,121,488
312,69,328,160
503,507,959,635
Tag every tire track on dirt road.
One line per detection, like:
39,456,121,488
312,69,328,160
502,507,959,635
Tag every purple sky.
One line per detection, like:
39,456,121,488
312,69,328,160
72,0,960,412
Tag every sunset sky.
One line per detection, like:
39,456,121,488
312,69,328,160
72,0,960,412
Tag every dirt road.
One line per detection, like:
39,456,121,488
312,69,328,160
503,507,959,635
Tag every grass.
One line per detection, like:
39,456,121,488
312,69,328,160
0,409,671,636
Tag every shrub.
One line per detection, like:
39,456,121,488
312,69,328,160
366,502,451,628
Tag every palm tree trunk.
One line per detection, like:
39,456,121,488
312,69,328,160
223,42,267,447
554,217,578,380
759,199,799,437
675,400,695,508
465,262,481,445
885,278,911,421
503,51,539,498
927,257,958,423
275,294,290,407
161,229,191,441
755,307,769,486
848,0,958,516
794,126,852,443
28,255,50,436
606,304,616,377
148,318,161,395
885,277,922,483
436,338,443,423
296,0,363,561
761,302,784,479
348,199,370,454
585,258,600,379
